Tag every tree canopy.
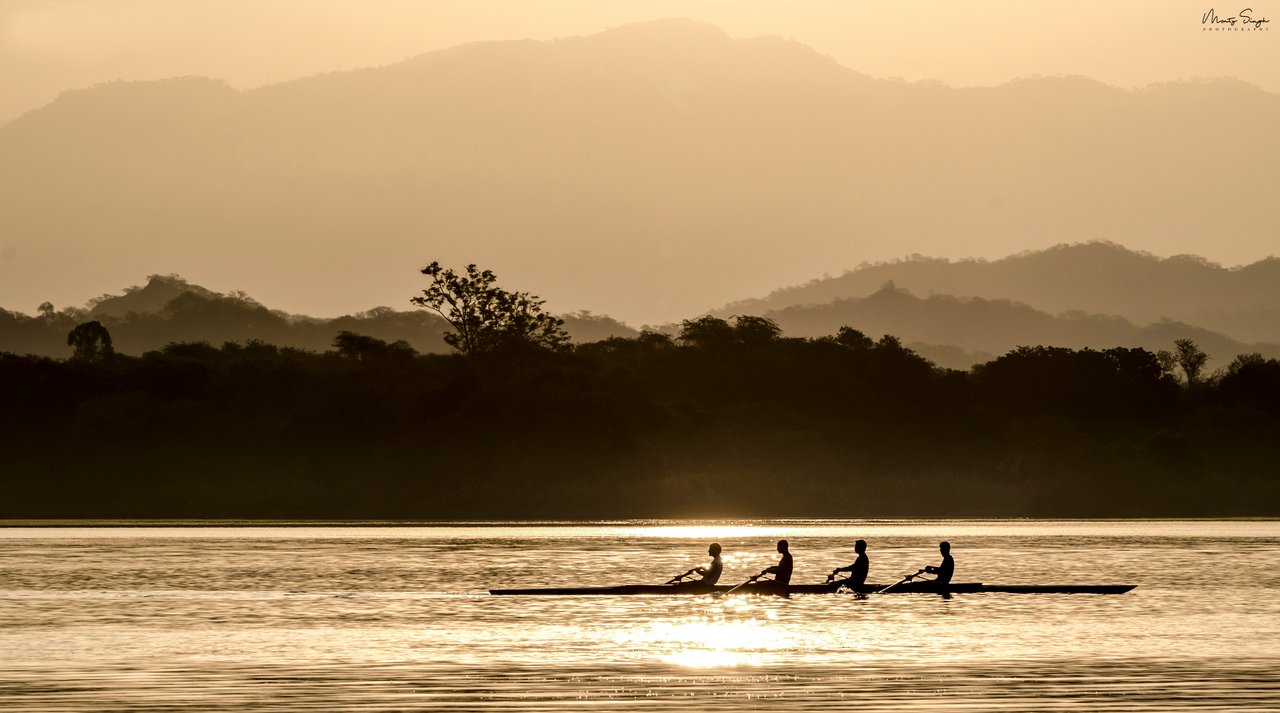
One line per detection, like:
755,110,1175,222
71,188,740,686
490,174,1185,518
66,321,114,362
2,325,1277,519
411,262,570,355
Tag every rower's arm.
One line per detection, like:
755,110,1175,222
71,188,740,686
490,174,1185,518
831,564,853,574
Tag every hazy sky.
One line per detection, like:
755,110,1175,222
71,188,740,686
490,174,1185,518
2,1,1277,323
3,0,1277,124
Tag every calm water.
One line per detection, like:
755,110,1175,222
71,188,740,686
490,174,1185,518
2,520,1278,711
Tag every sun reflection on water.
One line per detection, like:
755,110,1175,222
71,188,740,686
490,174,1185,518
616,601,792,668
611,524,796,539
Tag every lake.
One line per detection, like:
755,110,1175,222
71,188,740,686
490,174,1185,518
2,520,1278,710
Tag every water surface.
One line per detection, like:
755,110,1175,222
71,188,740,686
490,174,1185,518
2,520,1278,710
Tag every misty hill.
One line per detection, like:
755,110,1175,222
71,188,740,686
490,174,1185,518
559,311,640,342
721,242,1280,344
2,19,1277,326
764,283,1280,370
0,275,637,358
90,273,220,317
5,272,1268,370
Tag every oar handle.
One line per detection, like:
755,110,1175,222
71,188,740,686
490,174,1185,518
665,568,697,584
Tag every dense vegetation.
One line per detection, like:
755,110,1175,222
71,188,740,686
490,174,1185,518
3,318,1277,519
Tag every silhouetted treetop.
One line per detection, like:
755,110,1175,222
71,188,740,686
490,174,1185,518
973,345,1178,418
1173,338,1210,388
833,326,875,350
332,331,416,364
678,315,782,349
67,321,114,362
732,315,783,345
678,316,737,349
411,262,570,356
1216,353,1280,417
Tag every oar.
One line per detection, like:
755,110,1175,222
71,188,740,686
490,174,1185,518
877,569,925,594
665,568,697,585
715,570,769,597
828,571,866,594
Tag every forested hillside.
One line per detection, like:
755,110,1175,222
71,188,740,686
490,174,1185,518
4,318,1276,518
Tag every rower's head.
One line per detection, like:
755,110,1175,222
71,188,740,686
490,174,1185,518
777,539,789,553
708,543,722,557
939,541,951,555
854,539,867,553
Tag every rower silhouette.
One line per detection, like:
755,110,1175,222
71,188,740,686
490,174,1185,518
762,539,793,585
694,543,723,585
830,539,869,589
924,541,954,585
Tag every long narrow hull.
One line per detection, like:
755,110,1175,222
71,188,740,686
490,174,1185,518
489,582,1135,596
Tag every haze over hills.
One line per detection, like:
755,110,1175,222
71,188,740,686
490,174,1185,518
763,284,1280,370
719,242,1280,344
0,275,636,358
1,20,1278,326
4,270,1273,372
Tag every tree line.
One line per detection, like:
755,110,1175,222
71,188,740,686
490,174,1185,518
1,263,1277,519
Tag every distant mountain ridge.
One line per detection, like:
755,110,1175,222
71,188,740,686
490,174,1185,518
89,273,219,317
1,19,1276,325
4,272,1271,372
761,282,1280,370
719,242,1280,344
1,275,638,358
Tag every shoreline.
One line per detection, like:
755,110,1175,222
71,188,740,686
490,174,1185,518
3,516,1278,528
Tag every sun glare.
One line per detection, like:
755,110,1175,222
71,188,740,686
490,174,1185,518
617,609,793,668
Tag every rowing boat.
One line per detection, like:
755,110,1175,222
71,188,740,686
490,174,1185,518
489,582,1135,596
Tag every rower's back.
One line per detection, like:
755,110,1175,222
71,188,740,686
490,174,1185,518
849,539,870,585
849,551,869,585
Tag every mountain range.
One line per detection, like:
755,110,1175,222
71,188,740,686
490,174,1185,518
763,284,1278,370
0,274,636,358
5,246,1277,371
720,242,1280,344
2,19,1277,326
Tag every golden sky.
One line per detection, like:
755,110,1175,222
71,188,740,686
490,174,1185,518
1,1,1276,322
3,0,1277,124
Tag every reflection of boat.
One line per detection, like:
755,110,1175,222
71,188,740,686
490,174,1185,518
489,582,1136,595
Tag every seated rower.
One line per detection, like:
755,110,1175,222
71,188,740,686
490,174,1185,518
693,543,723,586
762,539,793,586
829,539,869,589
924,541,954,585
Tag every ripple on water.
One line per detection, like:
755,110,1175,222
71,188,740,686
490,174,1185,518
1,520,1278,710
